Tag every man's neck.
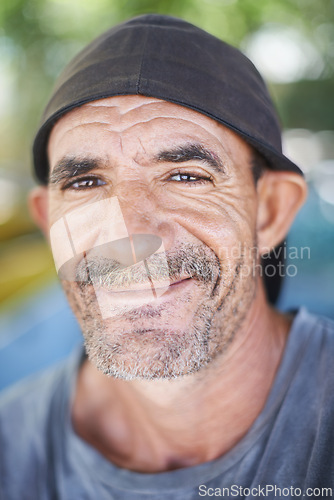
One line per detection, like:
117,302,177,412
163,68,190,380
72,285,292,473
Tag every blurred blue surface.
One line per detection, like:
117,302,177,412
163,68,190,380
277,185,334,318
0,283,82,391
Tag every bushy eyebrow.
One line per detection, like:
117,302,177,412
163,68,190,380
49,157,101,186
155,143,225,174
49,143,225,186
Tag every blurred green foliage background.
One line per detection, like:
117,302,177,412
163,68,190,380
0,0,333,312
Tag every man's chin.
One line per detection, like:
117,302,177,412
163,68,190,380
79,301,218,381
62,275,231,380
84,327,213,381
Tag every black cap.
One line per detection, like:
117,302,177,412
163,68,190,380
32,14,303,184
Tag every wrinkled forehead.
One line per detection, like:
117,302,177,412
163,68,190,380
47,95,253,170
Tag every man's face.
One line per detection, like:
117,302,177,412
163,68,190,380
47,95,259,380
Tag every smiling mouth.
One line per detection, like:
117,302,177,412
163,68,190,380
91,277,194,319
94,277,191,294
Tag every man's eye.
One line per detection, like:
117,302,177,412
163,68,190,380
63,177,106,190
169,173,211,184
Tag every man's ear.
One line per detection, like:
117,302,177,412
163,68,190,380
256,170,307,255
28,186,49,239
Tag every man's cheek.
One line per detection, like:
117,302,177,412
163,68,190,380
49,196,129,273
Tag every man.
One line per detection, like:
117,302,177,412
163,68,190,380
1,14,334,499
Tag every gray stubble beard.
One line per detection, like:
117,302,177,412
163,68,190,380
62,244,257,381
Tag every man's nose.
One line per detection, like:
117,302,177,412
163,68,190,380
108,181,172,266
115,180,159,229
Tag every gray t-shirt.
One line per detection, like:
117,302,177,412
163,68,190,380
1,308,334,500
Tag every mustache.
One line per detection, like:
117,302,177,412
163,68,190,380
74,245,220,289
